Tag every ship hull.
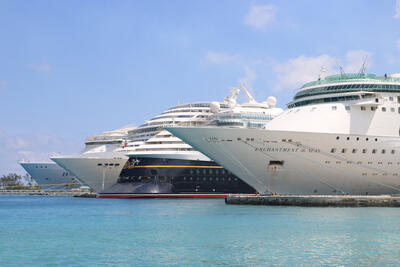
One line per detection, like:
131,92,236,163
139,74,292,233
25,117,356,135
167,127,400,195
99,157,256,198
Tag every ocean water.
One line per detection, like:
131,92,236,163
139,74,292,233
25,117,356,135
1,196,400,266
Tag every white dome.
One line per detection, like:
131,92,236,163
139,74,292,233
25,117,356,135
266,96,277,107
209,102,220,113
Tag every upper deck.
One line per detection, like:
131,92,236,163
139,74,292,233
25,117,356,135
294,73,400,100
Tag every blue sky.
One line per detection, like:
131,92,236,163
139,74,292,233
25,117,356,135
1,0,400,174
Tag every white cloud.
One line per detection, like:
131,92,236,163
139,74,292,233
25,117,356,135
272,50,373,91
273,54,337,91
237,66,256,89
29,63,52,72
204,51,240,64
244,4,276,30
395,0,400,18
344,50,372,73
0,130,80,175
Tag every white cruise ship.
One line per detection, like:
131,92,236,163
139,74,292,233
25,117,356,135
50,127,135,193
168,72,400,195
19,160,80,191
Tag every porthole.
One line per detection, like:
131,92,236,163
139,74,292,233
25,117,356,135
336,136,339,140
346,137,350,140
391,150,396,154
362,149,367,153
352,149,357,153
375,138,378,141
341,148,346,153
372,149,377,154
382,107,387,112
382,149,386,154
330,148,336,153
356,137,360,141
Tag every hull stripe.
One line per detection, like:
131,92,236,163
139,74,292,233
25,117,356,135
98,193,232,198
130,165,224,169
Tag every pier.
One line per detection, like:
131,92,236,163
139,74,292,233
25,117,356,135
0,190,97,198
225,194,400,207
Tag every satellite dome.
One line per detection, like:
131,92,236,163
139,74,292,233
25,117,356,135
266,96,277,107
210,102,220,113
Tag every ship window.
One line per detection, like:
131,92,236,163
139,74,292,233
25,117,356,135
382,149,386,154
104,163,108,166
150,169,157,175
398,96,400,103
345,106,350,111
375,98,379,103
391,108,395,112
237,138,241,141
222,170,225,174
347,137,350,140
382,107,387,112
109,163,114,166
330,148,336,153
228,177,231,181
216,177,219,181
356,137,360,141
371,107,376,111
183,177,186,181
352,149,357,153
390,97,394,101
190,177,193,181
361,106,366,111
209,169,212,174
391,150,396,154
234,178,238,181
216,170,219,175
332,106,337,110
398,107,400,114
115,163,119,166
341,149,346,153
190,169,193,175
203,177,206,181
196,169,200,174
362,149,367,153
372,149,377,154
209,177,212,181
336,136,339,140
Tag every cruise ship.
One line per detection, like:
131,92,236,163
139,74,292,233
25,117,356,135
168,72,400,195
19,160,80,191
51,127,135,193
100,87,283,198
51,92,237,193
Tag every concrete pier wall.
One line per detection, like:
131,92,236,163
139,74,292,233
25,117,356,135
225,195,400,207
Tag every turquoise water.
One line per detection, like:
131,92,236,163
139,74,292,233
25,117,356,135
1,196,400,266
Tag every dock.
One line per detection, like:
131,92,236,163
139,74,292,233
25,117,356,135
225,194,400,207
0,190,97,198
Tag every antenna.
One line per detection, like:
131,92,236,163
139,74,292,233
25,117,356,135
318,66,327,80
358,55,368,76
336,58,346,76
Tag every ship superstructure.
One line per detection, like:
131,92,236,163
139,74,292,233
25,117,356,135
168,73,400,195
